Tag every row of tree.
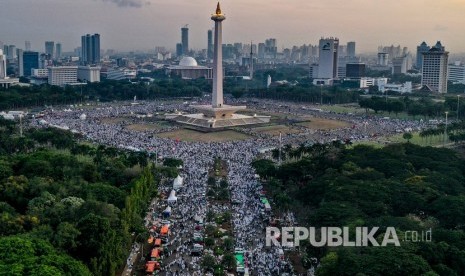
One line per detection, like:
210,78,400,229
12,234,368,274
420,120,465,143
360,96,465,118
0,77,208,109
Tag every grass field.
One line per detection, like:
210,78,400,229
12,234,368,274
320,104,444,121
387,132,446,147
125,123,164,131
238,109,293,121
353,132,447,148
296,117,351,130
157,129,251,142
252,125,300,136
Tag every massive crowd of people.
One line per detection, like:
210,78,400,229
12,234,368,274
29,99,429,275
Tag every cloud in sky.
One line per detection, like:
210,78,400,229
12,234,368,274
99,0,150,8
434,25,448,32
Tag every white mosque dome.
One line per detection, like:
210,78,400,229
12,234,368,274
179,57,198,67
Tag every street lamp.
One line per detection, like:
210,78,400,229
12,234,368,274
444,111,449,146
457,95,460,121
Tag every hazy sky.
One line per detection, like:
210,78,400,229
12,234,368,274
0,0,464,54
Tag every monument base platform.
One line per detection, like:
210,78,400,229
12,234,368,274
165,106,271,129
191,104,246,119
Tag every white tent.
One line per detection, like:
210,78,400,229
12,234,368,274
173,175,183,190
1,113,14,120
162,206,172,217
167,190,177,204
194,215,203,224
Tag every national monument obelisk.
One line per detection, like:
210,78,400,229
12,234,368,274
211,2,225,108
167,3,270,128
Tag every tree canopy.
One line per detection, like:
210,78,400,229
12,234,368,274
253,142,465,275
0,119,164,275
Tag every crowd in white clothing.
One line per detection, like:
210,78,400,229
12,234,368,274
29,98,430,275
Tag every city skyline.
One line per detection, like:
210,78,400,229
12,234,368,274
0,0,464,53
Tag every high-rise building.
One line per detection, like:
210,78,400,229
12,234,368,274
45,41,54,58
25,41,31,51
207,29,213,60
258,43,265,59
176,43,183,57
421,41,449,93
346,63,366,79
377,52,389,66
91,34,100,63
448,61,465,85
39,54,48,69
81,34,100,64
22,51,39,77
318,37,339,79
392,56,408,74
264,38,277,58
55,43,62,60
416,42,430,70
81,36,88,62
249,42,254,79
18,49,24,77
2,45,8,58
347,42,356,57
0,50,7,79
7,45,16,60
338,45,347,57
78,66,101,83
181,26,189,55
48,66,78,86
379,45,402,60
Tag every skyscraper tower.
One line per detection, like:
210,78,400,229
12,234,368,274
55,43,62,60
181,25,189,56
176,43,183,57
7,45,16,60
45,41,54,58
207,29,213,60
81,34,100,64
25,41,31,51
421,41,449,93
347,41,356,57
211,2,225,108
416,42,430,70
91,34,100,63
22,51,39,77
18,49,24,76
249,41,254,79
318,37,339,79
81,35,88,63
0,50,6,79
